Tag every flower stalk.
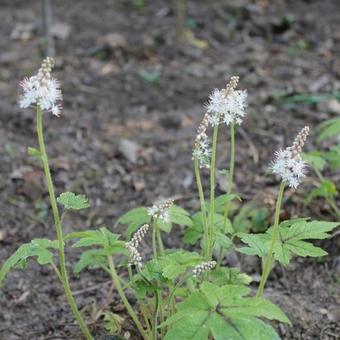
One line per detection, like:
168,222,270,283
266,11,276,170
107,255,149,339
217,122,236,267
208,122,220,258
256,181,285,297
194,157,209,258
36,105,93,340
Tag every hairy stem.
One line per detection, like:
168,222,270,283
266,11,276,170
218,123,236,266
153,290,161,340
256,181,285,297
107,255,149,339
208,123,220,258
165,273,192,315
227,123,236,195
156,225,165,256
152,220,158,259
194,157,209,258
36,106,93,340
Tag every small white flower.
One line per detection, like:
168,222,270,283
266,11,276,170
19,57,62,116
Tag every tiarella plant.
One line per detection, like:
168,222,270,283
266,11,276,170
0,60,338,340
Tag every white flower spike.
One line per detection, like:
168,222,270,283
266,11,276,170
192,261,216,278
207,76,247,126
19,57,62,116
147,198,174,224
193,113,211,169
125,224,150,267
271,126,310,188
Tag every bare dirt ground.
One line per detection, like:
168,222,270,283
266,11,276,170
0,0,339,339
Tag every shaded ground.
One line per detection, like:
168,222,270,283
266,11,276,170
0,0,339,339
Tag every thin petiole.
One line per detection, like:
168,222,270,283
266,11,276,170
256,181,285,297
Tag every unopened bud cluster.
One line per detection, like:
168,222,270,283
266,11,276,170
193,113,211,168
19,57,62,116
125,224,149,267
147,198,174,223
207,76,247,126
271,126,309,188
192,261,216,278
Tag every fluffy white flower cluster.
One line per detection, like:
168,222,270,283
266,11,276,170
271,150,306,188
207,76,247,126
271,126,310,188
193,113,211,168
147,198,174,223
19,57,62,116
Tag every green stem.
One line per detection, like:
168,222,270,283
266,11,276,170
50,261,62,282
165,273,191,314
127,267,152,335
194,157,209,258
107,255,149,339
152,220,158,259
140,302,152,335
156,227,164,256
36,106,93,340
256,181,285,297
136,267,160,340
218,123,236,267
153,290,161,340
208,123,220,258
227,123,235,195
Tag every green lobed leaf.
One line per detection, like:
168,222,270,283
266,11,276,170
169,205,193,227
209,267,252,286
213,194,242,213
66,227,125,255
238,220,338,265
208,315,281,340
280,220,339,241
183,212,204,244
73,249,107,274
57,192,90,210
236,233,271,257
160,250,203,280
215,232,233,250
163,282,290,340
0,239,58,286
183,212,233,245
